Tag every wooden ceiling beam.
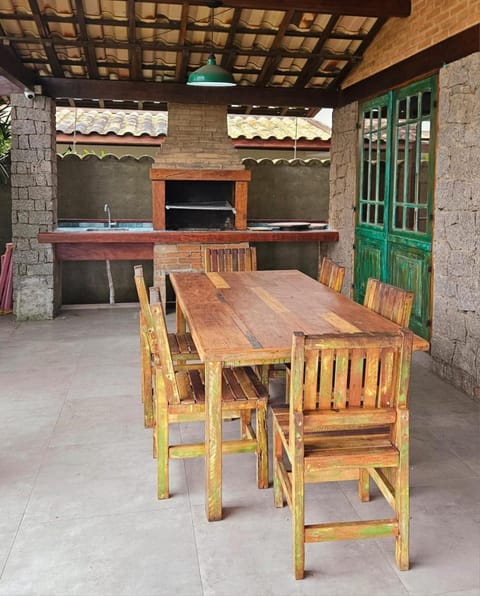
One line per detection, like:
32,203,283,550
73,0,99,79
27,0,63,77
294,15,339,88
160,1,411,18
41,77,339,108
2,34,359,63
175,3,190,82
220,8,241,71
0,11,370,41
256,9,295,86
128,0,142,80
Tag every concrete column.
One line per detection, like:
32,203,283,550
326,102,358,297
10,93,60,320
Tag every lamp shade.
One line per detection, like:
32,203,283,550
187,54,236,87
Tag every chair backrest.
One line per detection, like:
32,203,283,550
204,246,257,272
150,302,182,405
134,265,164,356
318,257,345,292
134,264,154,336
363,278,414,327
288,330,413,432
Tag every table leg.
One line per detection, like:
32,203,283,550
205,360,223,521
176,301,186,333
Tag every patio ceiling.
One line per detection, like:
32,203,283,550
0,1,411,116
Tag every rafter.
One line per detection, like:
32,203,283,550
220,7,241,71
0,10,371,41
27,0,63,77
294,15,339,89
128,0,142,80
175,3,190,82
0,34,360,64
256,9,295,86
160,1,411,18
74,0,98,79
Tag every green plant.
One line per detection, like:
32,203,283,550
0,103,11,184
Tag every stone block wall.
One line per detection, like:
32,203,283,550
10,93,59,320
432,52,480,398
326,102,358,297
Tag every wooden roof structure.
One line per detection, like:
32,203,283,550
0,0,412,116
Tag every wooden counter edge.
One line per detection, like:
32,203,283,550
38,229,340,244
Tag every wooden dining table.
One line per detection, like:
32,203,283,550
170,269,429,521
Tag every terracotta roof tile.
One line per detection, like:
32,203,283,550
56,108,330,141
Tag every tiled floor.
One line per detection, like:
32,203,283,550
0,307,479,596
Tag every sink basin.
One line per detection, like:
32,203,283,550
56,221,154,232
84,227,129,232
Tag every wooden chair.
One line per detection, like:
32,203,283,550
204,246,257,272
272,329,413,579
150,300,269,500
318,256,345,292
133,265,200,430
364,278,414,327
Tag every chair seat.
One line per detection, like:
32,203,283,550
168,332,199,359
171,367,268,409
272,408,398,470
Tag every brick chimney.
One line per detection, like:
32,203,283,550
153,103,244,170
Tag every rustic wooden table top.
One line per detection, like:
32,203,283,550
170,269,429,363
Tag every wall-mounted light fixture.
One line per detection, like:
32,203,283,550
187,1,236,87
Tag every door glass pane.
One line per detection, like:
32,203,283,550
392,89,433,233
359,103,387,227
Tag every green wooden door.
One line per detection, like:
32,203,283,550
354,78,436,339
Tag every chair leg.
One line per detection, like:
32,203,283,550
256,403,269,489
358,469,370,502
152,368,158,459
240,410,251,439
292,458,305,580
273,424,284,508
395,410,410,570
155,372,170,499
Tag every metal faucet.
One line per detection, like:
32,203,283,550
104,203,111,228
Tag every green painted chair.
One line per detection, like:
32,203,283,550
272,329,413,579
150,300,269,500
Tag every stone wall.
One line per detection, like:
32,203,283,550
432,53,480,398
10,94,59,320
326,102,358,297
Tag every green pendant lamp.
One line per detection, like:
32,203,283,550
187,2,236,87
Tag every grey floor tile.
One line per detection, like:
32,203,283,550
66,363,141,399
191,500,409,596
49,393,148,448
0,449,44,536
342,477,480,595
0,510,203,596
0,366,74,401
24,438,188,522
